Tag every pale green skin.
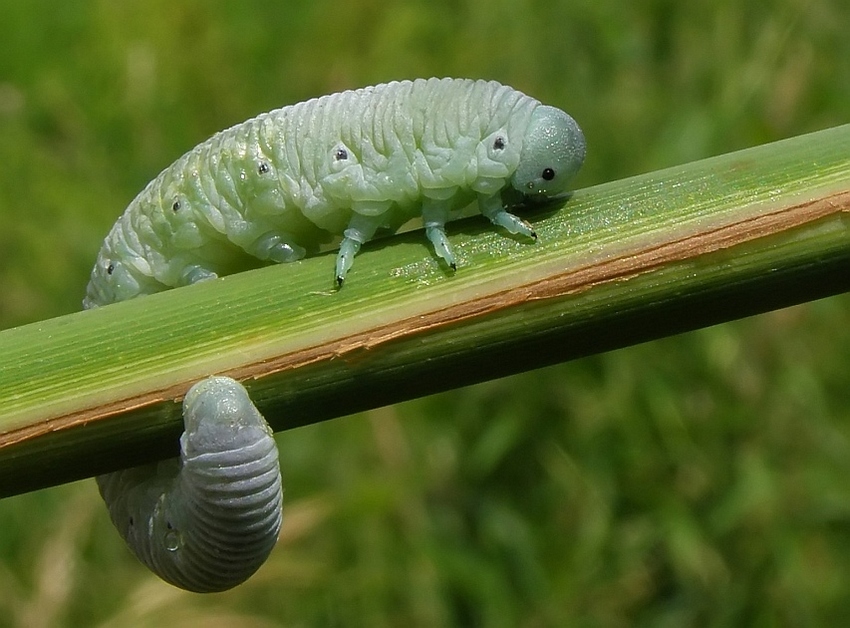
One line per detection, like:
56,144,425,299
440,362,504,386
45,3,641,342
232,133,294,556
86,78,585,592
84,77,585,307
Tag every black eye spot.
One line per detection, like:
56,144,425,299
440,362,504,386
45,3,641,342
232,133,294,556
128,516,134,527
172,199,181,212
258,161,270,174
166,521,173,530
493,136,505,150
334,147,348,161
542,168,555,181
106,263,115,275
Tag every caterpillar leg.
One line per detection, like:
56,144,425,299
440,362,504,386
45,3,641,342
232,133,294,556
96,376,282,593
247,231,307,264
180,264,219,285
478,193,537,240
422,198,457,271
335,210,385,287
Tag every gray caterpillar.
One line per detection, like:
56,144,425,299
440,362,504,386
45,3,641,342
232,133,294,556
95,378,282,592
86,77,585,591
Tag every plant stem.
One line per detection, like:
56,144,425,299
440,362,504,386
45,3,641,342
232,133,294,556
1,124,849,497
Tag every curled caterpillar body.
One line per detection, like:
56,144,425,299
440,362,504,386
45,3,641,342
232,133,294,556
96,377,282,593
84,77,585,307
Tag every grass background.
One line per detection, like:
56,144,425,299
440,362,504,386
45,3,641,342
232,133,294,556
1,0,850,626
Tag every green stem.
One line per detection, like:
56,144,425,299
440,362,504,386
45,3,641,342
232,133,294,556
1,125,849,497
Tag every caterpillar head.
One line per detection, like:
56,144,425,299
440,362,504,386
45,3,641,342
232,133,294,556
511,105,585,198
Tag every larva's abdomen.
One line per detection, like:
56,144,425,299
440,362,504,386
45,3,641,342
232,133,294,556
96,377,282,593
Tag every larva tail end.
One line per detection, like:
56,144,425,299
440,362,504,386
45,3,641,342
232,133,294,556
98,376,283,594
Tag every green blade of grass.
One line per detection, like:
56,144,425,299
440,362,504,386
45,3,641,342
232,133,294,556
1,124,849,497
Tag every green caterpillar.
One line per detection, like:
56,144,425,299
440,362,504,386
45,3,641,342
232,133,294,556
86,77,585,592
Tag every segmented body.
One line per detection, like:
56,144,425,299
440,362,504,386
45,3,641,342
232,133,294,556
95,377,282,593
86,78,585,592
84,77,585,306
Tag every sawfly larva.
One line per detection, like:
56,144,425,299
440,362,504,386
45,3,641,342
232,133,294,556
85,77,585,592
95,377,282,593
84,77,585,306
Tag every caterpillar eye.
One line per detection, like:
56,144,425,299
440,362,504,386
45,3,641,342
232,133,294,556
258,161,270,174
542,168,555,181
172,200,181,212
334,147,348,161
106,263,115,275
493,136,506,150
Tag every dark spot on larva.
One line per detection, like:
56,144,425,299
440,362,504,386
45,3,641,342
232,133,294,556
166,521,173,530
493,136,506,150
334,147,348,161
106,263,115,275
172,199,181,212
542,168,555,181
128,516,134,527
258,161,270,174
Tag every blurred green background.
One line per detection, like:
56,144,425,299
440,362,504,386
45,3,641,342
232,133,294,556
1,1,850,626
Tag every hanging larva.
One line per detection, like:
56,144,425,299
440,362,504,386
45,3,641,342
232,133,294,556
85,77,585,591
95,377,282,592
